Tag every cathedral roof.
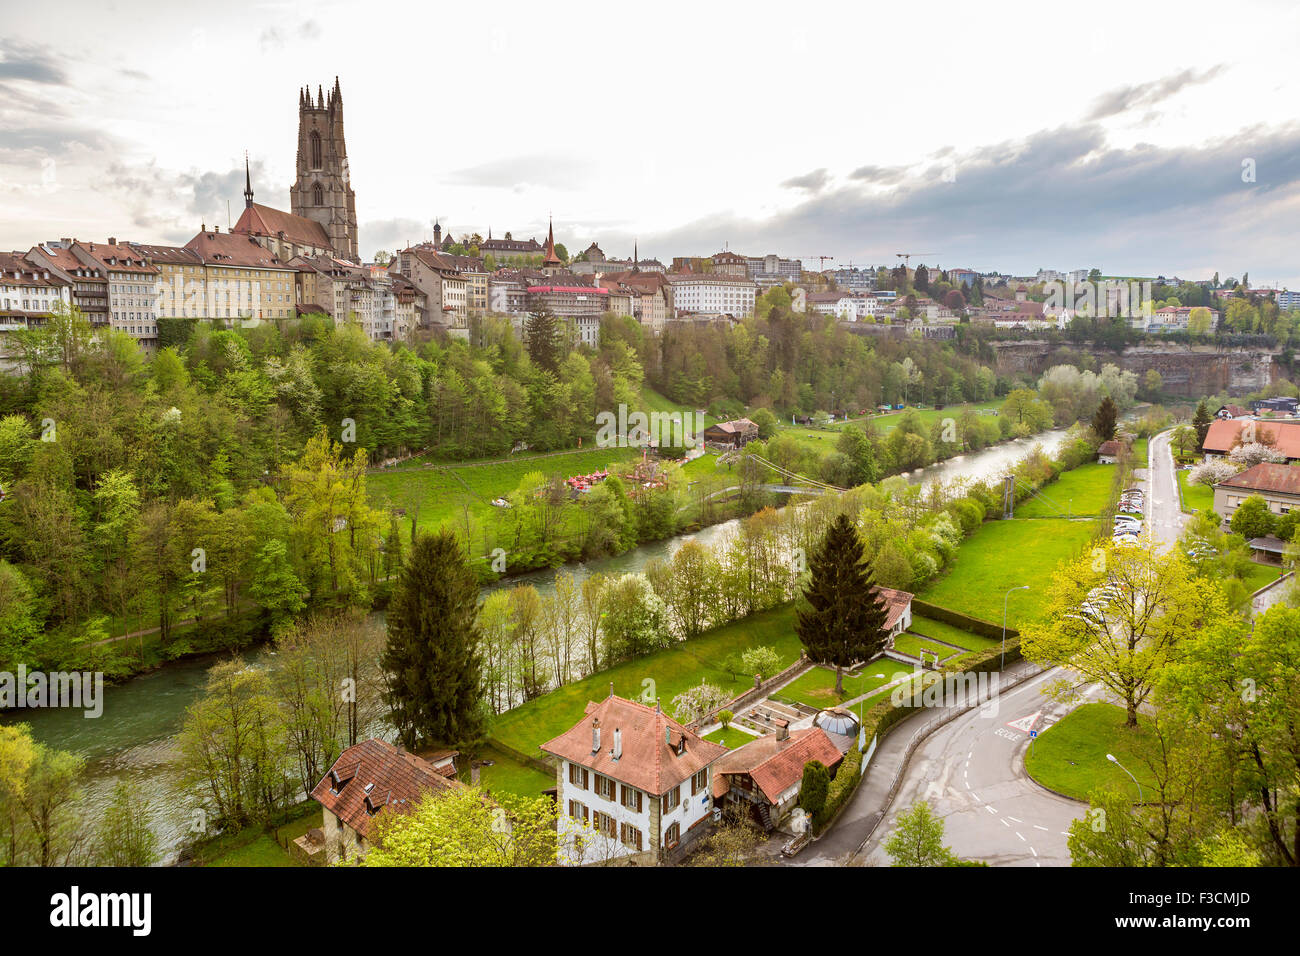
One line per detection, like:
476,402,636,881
232,202,332,252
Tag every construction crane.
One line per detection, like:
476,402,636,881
804,255,834,272
895,252,937,266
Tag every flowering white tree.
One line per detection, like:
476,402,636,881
1189,460,1241,487
1228,442,1286,467
671,682,731,724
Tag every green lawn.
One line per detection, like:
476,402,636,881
891,634,960,661
475,748,556,799
1239,562,1282,594
704,726,760,749
1024,702,1162,802
1177,468,1215,514
867,401,1002,434
778,662,914,708
1017,462,1116,518
907,616,999,652
920,518,1095,626
490,604,803,757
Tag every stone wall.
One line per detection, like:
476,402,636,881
990,341,1279,397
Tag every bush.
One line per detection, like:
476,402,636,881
813,746,863,831
798,761,831,815
740,645,782,681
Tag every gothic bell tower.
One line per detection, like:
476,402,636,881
290,77,358,261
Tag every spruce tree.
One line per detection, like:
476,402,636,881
1091,396,1118,441
1193,399,1213,446
524,309,562,372
381,529,484,750
795,513,890,696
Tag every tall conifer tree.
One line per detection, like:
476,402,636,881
381,530,484,749
795,513,890,696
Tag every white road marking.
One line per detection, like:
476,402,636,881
1031,847,1038,857
969,792,980,802
1016,831,1026,841
1034,825,1048,831
1007,816,1022,823
986,806,997,814
1001,819,1011,827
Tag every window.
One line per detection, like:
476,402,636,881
310,130,322,168
620,785,643,813
313,182,324,206
665,821,680,848
568,764,588,790
594,774,616,801
619,822,643,851
662,786,680,814
567,800,588,823
592,810,616,838
691,768,708,795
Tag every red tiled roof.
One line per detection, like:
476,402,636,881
1202,418,1300,459
232,202,332,251
310,738,460,841
711,728,844,803
184,230,296,270
1098,440,1122,456
872,585,913,632
527,285,608,295
540,695,726,796
1215,462,1300,496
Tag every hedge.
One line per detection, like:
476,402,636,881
910,599,1017,641
813,744,864,832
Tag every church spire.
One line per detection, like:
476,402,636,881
543,215,561,268
243,151,253,208
632,240,639,273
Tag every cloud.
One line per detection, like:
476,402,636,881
1086,66,1227,121
0,39,67,85
260,20,322,51
359,217,441,256
781,168,830,192
445,153,599,190
849,163,910,186
645,120,1300,279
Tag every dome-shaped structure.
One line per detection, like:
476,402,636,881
814,707,860,739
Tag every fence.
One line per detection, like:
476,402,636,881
691,655,814,732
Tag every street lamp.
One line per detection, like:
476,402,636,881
1003,585,1029,669
1107,753,1143,802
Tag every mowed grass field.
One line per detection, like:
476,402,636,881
1177,468,1215,514
1016,462,1117,518
920,518,1096,626
773,401,1003,457
489,604,802,758
1024,702,1161,802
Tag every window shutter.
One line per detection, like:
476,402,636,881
636,790,643,813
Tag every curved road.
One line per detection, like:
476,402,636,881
854,667,1096,866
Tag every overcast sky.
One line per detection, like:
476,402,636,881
3,0,1300,284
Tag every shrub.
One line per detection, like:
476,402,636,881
740,645,782,681
798,761,831,816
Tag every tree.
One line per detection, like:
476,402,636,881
749,407,779,440
1170,424,1199,460
17,735,87,866
95,780,158,867
1229,494,1275,539
1187,307,1212,336
1192,400,1213,446
670,682,730,724
798,760,830,815
885,801,957,866
524,310,562,372
248,539,307,622
740,645,782,681
1091,395,1118,440
380,530,485,750
363,786,558,867
795,513,890,696
688,811,764,866
1021,541,1230,728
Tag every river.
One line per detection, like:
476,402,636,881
3,424,1076,861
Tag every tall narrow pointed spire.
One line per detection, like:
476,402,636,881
632,240,639,273
543,215,561,268
317,84,325,108
243,151,253,208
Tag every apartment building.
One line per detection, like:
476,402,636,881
667,272,757,318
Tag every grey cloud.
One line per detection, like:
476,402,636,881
260,20,322,51
849,163,909,186
781,168,830,192
360,217,440,256
1086,66,1227,121
0,39,67,85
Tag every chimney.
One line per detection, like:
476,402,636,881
107,237,116,246
592,718,601,753
612,728,622,760
608,681,614,699
777,720,789,742
470,763,481,786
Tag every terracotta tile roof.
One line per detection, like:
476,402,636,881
310,738,460,841
706,418,758,435
872,585,913,632
1203,418,1300,460
184,230,296,270
1216,462,1300,496
1098,440,1122,456
128,243,203,266
232,202,332,251
76,241,158,275
711,728,844,803
0,252,66,288
540,695,726,796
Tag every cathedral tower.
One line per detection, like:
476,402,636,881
290,77,358,261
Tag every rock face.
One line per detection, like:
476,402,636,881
990,341,1279,397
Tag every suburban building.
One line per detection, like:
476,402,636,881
1252,396,1300,416
393,246,470,333
73,239,161,346
480,232,545,265
542,694,727,866
1216,404,1252,420
0,252,71,362
873,585,914,641
308,738,459,864
1201,418,1300,462
745,253,802,288
711,725,844,831
1097,439,1124,463
1212,462,1300,523
182,229,299,324
597,270,671,334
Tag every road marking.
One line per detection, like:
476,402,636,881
967,751,973,761
1006,711,1042,733
1007,816,1022,823
1001,819,1010,827
969,792,980,802
1034,825,1048,831
986,806,997,814
1031,847,1038,857
1016,831,1026,841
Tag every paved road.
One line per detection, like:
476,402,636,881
1145,429,1187,549
854,667,1093,867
